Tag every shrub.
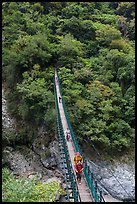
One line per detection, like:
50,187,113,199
2,168,65,202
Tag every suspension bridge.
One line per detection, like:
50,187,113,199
54,67,106,202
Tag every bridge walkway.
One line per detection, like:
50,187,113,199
55,71,93,202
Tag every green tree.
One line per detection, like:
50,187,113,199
57,33,85,68
95,23,121,46
3,33,52,88
110,38,132,54
116,2,135,19
17,67,54,126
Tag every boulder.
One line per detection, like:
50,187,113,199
90,159,135,201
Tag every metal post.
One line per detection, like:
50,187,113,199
87,165,90,175
74,191,78,202
95,180,99,202
100,190,103,202
91,172,93,180
95,180,97,193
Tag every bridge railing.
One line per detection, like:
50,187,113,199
57,73,105,202
54,76,81,202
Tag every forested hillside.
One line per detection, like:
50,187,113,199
2,2,135,153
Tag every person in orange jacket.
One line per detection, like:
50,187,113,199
73,152,83,174
73,152,83,165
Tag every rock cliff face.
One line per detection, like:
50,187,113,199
2,86,64,185
2,141,63,181
90,159,135,202
2,87,15,134
2,86,17,148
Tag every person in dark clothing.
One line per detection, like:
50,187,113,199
55,76,58,84
65,127,70,141
59,96,62,103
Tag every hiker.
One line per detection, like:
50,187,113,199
75,160,84,184
65,127,70,141
59,96,62,103
73,152,83,169
55,76,58,84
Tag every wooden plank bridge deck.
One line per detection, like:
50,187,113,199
55,72,93,202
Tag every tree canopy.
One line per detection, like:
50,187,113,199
2,2,135,153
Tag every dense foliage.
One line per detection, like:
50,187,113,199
2,2,135,152
2,168,65,202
